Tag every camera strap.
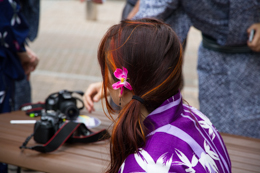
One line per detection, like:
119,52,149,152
20,122,110,153
20,102,45,117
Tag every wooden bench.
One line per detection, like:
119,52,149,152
0,111,259,172
221,133,260,172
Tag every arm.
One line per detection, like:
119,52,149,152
127,0,140,19
247,23,260,52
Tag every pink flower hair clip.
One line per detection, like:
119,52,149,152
112,67,132,95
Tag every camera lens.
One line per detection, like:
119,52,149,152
60,102,79,120
66,107,78,119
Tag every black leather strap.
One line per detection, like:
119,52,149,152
20,122,110,153
31,122,80,152
67,125,110,144
202,34,252,53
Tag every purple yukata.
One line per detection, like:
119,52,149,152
119,92,231,173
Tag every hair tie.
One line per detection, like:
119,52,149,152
132,95,144,104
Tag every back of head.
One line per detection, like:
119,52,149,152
99,18,182,112
98,18,183,172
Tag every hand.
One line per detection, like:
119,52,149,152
83,82,107,113
17,46,39,80
247,23,260,52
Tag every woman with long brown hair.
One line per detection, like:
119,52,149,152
84,18,231,173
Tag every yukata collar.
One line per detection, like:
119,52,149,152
143,91,183,136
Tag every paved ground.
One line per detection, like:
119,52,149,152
29,0,201,113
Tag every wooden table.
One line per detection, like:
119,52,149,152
220,133,260,173
0,111,112,173
1,111,260,173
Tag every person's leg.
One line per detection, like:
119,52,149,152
227,51,260,138
0,72,15,113
198,44,260,138
197,44,233,134
14,78,31,110
0,70,15,173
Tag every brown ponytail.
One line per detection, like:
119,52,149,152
109,100,146,172
97,18,183,173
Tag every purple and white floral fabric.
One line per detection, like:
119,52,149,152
119,92,231,173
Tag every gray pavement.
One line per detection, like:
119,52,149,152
30,0,201,112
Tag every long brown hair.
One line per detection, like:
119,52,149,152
98,18,183,173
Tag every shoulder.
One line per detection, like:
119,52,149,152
120,145,217,173
119,105,231,173
120,133,204,173
120,136,231,173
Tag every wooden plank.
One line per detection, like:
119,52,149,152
231,160,260,173
221,133,260,150
231,167,258,173
226,147,260,161
221,133,260,173
229,153,260,169
0,141,109,173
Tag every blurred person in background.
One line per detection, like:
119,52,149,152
0,0,39,171
13,0,40,110
0,0,40,114
133,0,260,138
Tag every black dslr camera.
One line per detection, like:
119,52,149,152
45,90,84,120
34,111,66,144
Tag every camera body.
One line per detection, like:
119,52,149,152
34,111,66,144
45,90,84,120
